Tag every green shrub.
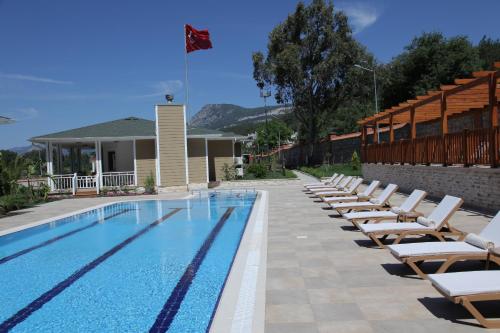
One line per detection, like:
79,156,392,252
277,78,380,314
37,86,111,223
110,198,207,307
0,194,29,214
351,151,361,171
247,163,268,178
221,163,236,181
144,172,156,194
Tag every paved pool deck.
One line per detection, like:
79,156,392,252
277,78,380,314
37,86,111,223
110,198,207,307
250,172,498,333
1,175,498,332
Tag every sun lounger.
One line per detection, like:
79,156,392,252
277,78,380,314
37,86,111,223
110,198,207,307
428,270,500,328
304,173,339,188
329,184,399,214
315,178,364,198
388,211,500,279
322,180,380,204
305,174,343,189
309,176,353,193
342,189,427,228
358,195,464,248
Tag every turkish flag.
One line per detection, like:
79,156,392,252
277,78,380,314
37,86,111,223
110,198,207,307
185,24,213,53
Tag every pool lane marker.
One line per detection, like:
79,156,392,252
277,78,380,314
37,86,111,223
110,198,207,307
0,208,136,265
0,208,183,332
149,207,236,333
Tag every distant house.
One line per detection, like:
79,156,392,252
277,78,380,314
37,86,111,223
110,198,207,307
0,116,14,124
31,104,244,193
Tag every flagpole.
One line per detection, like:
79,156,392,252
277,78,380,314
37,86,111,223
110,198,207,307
184,24,190,127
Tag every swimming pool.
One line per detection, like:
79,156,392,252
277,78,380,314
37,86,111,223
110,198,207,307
0,191,257,332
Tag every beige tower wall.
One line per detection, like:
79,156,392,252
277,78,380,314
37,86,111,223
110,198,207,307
135,139,156,186
207,139,234,181
155,104,188,187
187,138,208,183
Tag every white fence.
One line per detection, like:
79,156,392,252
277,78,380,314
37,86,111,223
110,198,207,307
102,171,135,187
51,171,135,195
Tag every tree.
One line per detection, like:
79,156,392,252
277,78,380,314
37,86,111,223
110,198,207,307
252,0,370,163
380,32,481,109
477,36,500,70
255,120,293,150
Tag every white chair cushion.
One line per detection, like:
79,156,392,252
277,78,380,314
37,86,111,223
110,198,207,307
388,242,486,258
464,233,495,250
343,211,397,220
323,195,357,203
359,222,431,233
429,271,500,296
369,198,381,205
331,202,376,209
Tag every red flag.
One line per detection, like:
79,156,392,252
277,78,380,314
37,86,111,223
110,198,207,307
185,24,213,53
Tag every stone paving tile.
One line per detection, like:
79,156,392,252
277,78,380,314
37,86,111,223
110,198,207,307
225,171,499,333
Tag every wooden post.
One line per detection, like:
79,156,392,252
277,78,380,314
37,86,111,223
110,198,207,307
488,73,498,167
410,106,416,165
361,125,367,162
463,129,469,167
373,123,379,144
440,92,448,166
389,115,395,164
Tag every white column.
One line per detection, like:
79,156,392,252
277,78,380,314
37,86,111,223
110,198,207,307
46,141,53,175
95,140,103,189
205,138,209,183
133,139,137,186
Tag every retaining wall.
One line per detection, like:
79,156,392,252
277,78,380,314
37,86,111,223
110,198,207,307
362,163,500,213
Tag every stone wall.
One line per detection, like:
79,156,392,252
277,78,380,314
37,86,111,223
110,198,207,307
362,163,500,213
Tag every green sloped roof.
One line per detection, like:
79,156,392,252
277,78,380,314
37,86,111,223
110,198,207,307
31,117,155,140
31,117,244,141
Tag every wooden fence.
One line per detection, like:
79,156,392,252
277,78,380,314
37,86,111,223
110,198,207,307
362,127,499,167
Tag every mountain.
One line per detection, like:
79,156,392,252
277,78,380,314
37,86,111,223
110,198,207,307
6,145,43,155
190,104,291,133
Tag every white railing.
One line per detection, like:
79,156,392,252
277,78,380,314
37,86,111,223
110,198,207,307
51,174,74,192
50,171,135,195
102,171,135,187
77,175,97,189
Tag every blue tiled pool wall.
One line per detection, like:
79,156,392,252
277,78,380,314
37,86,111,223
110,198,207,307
0,194,256,332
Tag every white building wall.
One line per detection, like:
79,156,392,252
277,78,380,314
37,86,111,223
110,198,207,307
101,141,134,172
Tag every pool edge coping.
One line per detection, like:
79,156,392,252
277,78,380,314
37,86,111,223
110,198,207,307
0,194,194,237
209,190,268,333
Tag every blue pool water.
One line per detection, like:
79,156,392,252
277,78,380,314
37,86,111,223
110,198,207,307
0,191,256,332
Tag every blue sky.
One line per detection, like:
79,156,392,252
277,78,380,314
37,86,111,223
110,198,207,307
0,0,499,149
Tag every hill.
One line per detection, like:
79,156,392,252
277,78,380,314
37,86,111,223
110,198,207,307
189,104,292,134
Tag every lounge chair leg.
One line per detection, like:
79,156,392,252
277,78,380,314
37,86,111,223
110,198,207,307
460,297,500,329
406,260,428,279
369,234,386,248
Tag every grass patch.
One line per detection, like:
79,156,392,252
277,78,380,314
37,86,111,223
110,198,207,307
299,164,361,179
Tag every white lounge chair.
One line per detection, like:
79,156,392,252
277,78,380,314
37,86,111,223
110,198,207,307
305,174,343,190
309,176,353,193
329,184,399,214
322,180,380,204
358,195,464,248
303,173,339,188
388,211,500,279
314,178,364,198
428,270,500,328
342,189,427,228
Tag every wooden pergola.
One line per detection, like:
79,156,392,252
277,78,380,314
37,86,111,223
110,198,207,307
358,62,500,167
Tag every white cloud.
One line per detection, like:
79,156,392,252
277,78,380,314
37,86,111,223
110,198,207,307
9,107,39,121
132,80,183,98
338,2,379,34
0,72,73,85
